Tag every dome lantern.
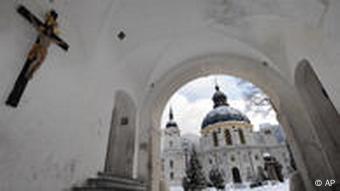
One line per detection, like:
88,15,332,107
212,85,229,108
201,85,250,129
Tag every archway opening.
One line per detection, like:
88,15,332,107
138,54,333,191
159,74,294,190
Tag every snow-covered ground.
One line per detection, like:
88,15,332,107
170,180,289,191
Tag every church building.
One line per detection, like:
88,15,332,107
162,85,292,187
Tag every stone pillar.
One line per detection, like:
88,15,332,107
136,123,151,183
159,179,170,191
289,172,306,191
136,104,163,191
278,101,336,191
72,91,147,191
150,126,162,191
295,60,340,181
104,91,137,178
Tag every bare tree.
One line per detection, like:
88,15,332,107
236,79,273,117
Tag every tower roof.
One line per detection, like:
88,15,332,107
166,107,178,128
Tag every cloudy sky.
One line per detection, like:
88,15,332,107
161,75,279,135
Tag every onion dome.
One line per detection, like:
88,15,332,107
166,107,178,128
201,85,250,129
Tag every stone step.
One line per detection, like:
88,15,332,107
96,172,145,185
73,185,145,191
86,177,145,188
72,173,147,191
73,186,140,191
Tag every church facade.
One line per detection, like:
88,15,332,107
162,86,292,187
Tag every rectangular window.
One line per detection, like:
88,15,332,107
224,129,232,145
170,160,174,168
213,131,219,147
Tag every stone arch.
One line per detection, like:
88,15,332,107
295,59,340,181
104,90,137,178
138,53,334,191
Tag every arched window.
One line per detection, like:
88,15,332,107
170,172,174,180
238,129,246,144
232,167,242,183
170,160,174,168
264,129,271,135
212,131,219,147
224,129,232,145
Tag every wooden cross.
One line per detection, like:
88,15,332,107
6,5,69,107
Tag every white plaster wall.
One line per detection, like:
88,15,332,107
0,0,133,190
283,0,340,110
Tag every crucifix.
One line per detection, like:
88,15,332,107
6,5,69,107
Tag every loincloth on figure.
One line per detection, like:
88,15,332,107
26,42,48,79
